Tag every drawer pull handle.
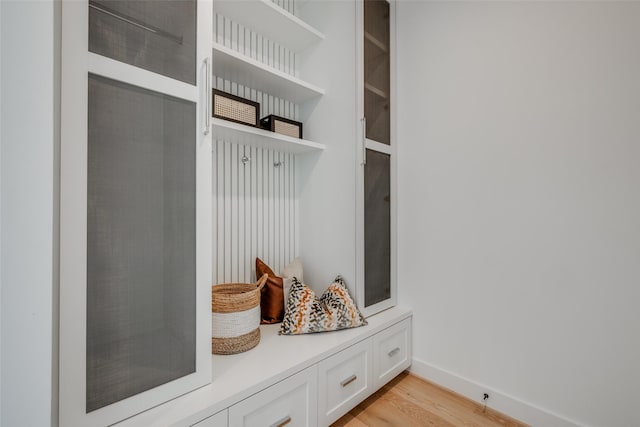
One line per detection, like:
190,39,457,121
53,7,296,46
270,415,292,427
388,347,401,357
340,374,358,387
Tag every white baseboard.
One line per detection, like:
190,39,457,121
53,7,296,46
409,358,584,427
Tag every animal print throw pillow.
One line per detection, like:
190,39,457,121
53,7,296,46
279,276,367,335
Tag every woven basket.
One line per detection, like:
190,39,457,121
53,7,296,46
211,274,268,355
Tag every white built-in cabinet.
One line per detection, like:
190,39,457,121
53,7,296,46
59,1,213,425
59,1,409,426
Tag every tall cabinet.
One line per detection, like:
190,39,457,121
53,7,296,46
357,0,397,316
59,1,212,425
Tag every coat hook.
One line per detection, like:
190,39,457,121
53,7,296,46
274,160,283,168
241,155,250,165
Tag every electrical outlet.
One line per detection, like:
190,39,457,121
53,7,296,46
482,393,490,413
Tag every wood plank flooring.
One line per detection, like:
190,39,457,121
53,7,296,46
331,372,529,427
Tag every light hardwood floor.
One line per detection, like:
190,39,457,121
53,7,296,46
332,372,529,427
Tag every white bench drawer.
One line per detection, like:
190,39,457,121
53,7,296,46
318,338,373,426
373,317,412,389
191,409,227,427
228,366,317,427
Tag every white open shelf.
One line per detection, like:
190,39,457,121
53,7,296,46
364,31,388,53
211,118,325,154
214,0,324,52
365,82,388,100
212,42,324,103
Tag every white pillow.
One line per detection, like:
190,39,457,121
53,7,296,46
281,257,303,304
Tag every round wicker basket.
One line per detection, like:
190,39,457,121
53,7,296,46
211,273,268,355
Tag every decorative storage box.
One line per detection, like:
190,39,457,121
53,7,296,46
212,89,260,127
260,114,303,139
211,274,268,355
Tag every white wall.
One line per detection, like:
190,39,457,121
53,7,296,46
397,2,640,426
0,1,58,426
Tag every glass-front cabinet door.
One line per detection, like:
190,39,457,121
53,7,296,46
60,1,212,425
364,0,391,146
357,0,396,316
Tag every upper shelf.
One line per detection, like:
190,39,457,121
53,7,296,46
365,82,388,100
212,42,325,103
214,0,325,52
364,31,388,53
211,118,325,154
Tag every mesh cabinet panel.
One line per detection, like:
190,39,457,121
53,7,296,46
87,74,196,412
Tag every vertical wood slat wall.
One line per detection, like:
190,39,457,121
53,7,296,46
213,143,296,285
212,0,299,284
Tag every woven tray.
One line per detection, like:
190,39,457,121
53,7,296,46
211,274,267,355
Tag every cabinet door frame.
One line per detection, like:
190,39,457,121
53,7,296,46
59,1,212,425
356,0,398,317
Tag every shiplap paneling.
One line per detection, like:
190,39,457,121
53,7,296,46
213,141,296,284
213,13,299,121
212,1,301,284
